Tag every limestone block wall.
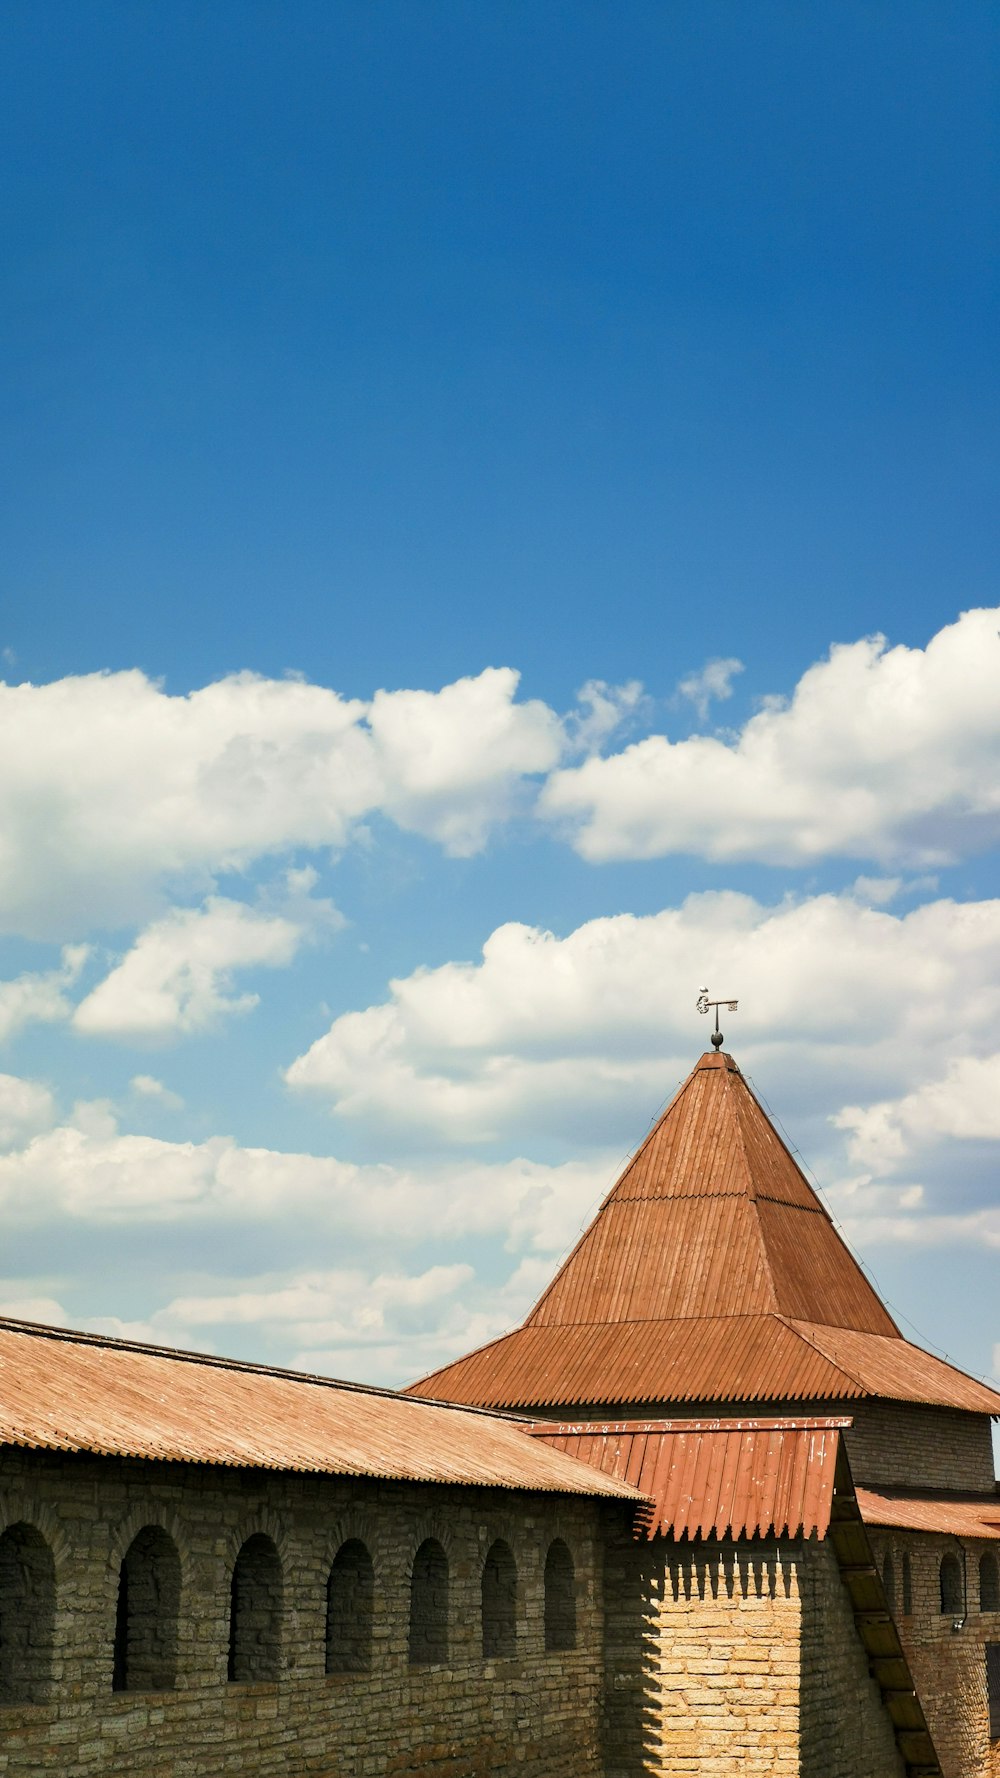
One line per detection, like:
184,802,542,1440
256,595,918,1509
0,1447,610,1778
601,1527,902,1778
869,1528,1000,1778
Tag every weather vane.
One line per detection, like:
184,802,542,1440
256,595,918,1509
696,988,739,1051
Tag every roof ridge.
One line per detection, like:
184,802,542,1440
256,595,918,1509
724,1062,782,1316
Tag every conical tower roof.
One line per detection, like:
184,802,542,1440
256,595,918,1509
524,1051,897,1334
409,1051,1000,1416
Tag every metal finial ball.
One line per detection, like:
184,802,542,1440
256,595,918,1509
711,1028,724,1049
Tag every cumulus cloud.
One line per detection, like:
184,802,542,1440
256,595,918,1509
0,665,561,939
73,897,312,1040
0,1074,56,1151
835,1053,1000,1174
0,1291,68,1327
285,889,1000,1148
0,946,89,1042
4,614,1000,946
5,1257,556,1387
540,607,1000,866
0,1089,613,1253
676,656,744,721
366,669,562,853
563,679,646,755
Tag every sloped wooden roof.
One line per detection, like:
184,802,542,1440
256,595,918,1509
0,1315,638,1499
525,1051,897,1332
410,1051,1000,1417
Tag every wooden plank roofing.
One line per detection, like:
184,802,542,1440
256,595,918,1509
409,1051,1000,1417
410,1315,1000,1413
0,1316,639,1499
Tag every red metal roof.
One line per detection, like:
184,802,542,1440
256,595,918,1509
857,1487,1000,1541
409,1051,1000,1419
530,1416,847,1541
0,1316,639,1500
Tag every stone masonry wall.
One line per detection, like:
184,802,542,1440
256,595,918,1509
797,1539,904,1777
0,1447,610,1778
869,1528,1000,1778
600,1524,902,1778
841,1404,997,1493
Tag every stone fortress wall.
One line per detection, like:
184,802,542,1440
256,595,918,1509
0,1446,609,1778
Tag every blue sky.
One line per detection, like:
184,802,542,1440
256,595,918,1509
1,4,999,1424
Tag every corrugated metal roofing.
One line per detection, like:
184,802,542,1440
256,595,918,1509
409,1051,1000,1419
857,1487,1000,1541
0,1316,639,1499
412,1315,856,1409
410,1313,1000,1416
529,1416,847,1541
522,1052,897,1335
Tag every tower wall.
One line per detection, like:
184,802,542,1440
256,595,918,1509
601,1524,903,1778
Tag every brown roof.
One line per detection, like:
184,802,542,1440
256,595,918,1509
857,1486,1000,1541
524,1052,897,1332
408,1315,1000,1414
530,1416,846,1541
0,1316,638,1500
409,1051,1000,1418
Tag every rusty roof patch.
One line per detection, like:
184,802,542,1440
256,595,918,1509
409,1313,1000,1415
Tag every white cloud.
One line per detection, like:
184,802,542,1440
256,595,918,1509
0,1293,68,1327
4,614,999,947
0,946,89,1042
540,607,1000,865
676,656,744,721
563,679,646,755
0,1092,613,1254
0,666,561,939
835,1053,1000,1173
141,1257,556,1386
130,1074,184,1109
2,1257,555,1389
366,668,562,854
73,897,310,1040
285,889,1000,1147
0,1074,56,1151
